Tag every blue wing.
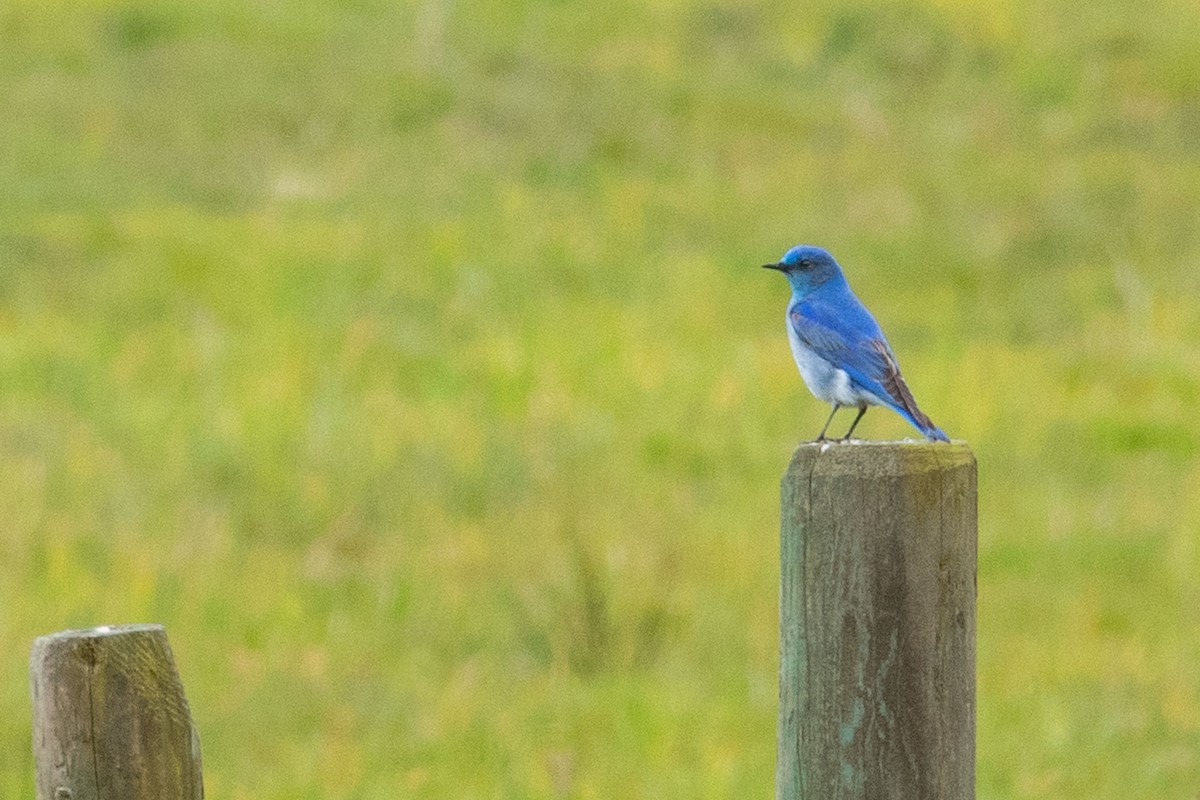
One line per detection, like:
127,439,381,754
789,295,948,441
788,294,890,394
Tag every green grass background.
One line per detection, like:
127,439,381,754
2,0,1199,796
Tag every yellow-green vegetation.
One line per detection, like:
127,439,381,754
2,1,1198,797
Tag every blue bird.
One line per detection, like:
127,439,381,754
764,245,949,442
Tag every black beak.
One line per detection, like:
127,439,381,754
762,262,785,271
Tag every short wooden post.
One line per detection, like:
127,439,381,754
30,624,203,800
777,442,976,800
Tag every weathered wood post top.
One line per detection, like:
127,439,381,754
30,624,203,800
777,440,977,800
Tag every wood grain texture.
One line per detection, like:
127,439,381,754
30,624,204,800
777,442,976,800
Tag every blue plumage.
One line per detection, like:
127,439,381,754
764,245,948,442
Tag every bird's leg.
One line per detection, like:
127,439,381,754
841,406,868,440
816,404,840,441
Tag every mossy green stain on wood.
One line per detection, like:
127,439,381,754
777,442,976,800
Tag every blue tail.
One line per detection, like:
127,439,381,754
890,404,950,442
834,359,950,443
922,424,951,443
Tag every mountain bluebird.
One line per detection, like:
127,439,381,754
764,245,949,442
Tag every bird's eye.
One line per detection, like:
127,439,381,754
799,259,812,268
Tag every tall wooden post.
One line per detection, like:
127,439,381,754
777,442,976,800
30,624,204,800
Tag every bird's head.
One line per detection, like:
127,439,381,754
762,245,844,295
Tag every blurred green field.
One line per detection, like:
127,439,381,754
2,0,1199,797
